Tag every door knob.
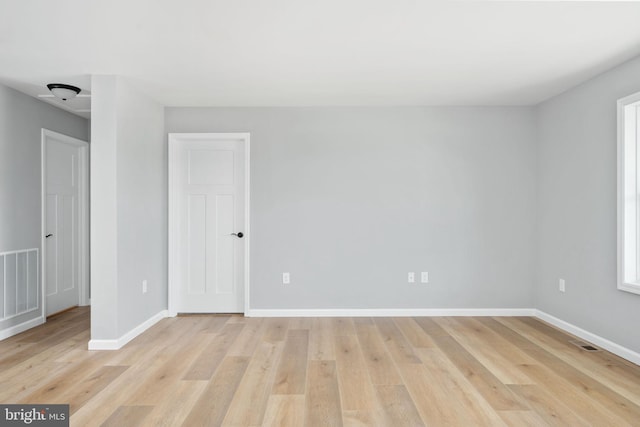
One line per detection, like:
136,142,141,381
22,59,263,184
45,234,53,238
230,232,244,238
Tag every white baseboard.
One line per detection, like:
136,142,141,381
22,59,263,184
535,310,640,366
0,316,45,340
246,308,536,317
88,310,168,350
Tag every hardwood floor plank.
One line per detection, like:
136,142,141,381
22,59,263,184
518,363,632,426
182,323,245,380
32,319,92,348
12,307,85,342
261,395,305,427
182,356,250,426
305,360,343,427
195,315,231,334
485,317,640,424
101,405,153,427
17,308,88,344
222,340,283,426
289,317,313,330
431,334,527,411
70,342,172,426
341,410,378,427
512,317,640,404
373,318,421,364
435,317,535,385
0,332,91,402
498,410,550,427
104,318,182,366
374,385,425,427
128,331,213,405
227,317,266,357
451,317,538,368
353,317,374,325
309,318,336,361
225,315,248,324
263,318,290,343
392,318,435,348
18,352,116,406
412,317,451,338
403,348,506,426
396,362,451,427
334,335,375,412
143,380,209,427
272,329,309,394
355,323,402,385
508,384,590,427
331,318,356,336
496,317,640,422
65,365,129,415
0,342,38,369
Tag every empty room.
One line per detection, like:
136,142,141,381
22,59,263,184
1,1,640,426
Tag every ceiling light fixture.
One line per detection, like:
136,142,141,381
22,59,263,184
46,83,81,101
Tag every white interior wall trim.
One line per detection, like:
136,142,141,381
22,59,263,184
88,310,168,350
246,308,537,317
535,310,640,366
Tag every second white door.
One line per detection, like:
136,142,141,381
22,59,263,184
170,133,247,313
43,130,88,316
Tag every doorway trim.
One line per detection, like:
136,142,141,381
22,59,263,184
168,132,251,316
41,129,90,317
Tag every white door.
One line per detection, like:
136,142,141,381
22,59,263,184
169,133,249,313
43,130,88,316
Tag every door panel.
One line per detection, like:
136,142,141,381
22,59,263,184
188,149,234,185
46,194,58,297
45,136,80,315
61,194,76,292
215,194,235,295
173,135,246,313
187,194,207,295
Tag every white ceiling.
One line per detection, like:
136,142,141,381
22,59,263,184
2,1,640,114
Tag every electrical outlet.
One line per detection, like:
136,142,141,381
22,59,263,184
559,278,566,293
421,272,429,283
282,272,291,284
408,272,415,283
142,280,148,294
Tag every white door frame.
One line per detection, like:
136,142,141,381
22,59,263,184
168,132,251,316
41,129,90,317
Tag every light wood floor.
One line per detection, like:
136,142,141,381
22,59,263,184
1,308,640,426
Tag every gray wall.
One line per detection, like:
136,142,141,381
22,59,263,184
91,75,118,339
536,56,640,353
0,83,88,329
91,76,166,341
166,107,537,310
115,79,167,337
91,75,167,340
